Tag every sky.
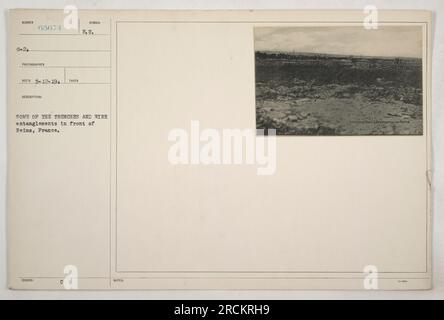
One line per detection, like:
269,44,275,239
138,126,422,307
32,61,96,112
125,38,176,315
254,26,423,58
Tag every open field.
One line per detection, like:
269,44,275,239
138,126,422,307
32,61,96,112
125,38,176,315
255,52,423,135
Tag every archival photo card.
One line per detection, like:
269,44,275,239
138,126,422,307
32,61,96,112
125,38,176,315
254,26,423,136
7,9,431,290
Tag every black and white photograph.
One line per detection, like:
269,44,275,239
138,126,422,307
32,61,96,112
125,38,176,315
255,26,423,135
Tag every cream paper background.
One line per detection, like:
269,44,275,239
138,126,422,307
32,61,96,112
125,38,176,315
1,1,442,298
116,22,427,274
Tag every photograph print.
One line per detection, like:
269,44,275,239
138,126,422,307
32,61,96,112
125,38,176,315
254,26,423,135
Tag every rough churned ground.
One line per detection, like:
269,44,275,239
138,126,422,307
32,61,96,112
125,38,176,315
255,52,423,135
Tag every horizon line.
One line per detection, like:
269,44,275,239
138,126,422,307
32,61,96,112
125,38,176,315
255,50,422,60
